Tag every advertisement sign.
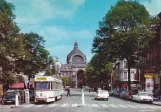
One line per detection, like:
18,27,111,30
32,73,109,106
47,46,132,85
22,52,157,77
145,78,154,94
35,77,47,81
144,73,155,79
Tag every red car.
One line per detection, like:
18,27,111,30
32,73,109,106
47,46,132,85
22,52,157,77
124,91,133,100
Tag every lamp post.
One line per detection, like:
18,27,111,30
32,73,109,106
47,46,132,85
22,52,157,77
54,57,61,76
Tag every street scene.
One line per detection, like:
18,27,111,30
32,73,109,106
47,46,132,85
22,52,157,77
0,0,161,112
0,90,161,112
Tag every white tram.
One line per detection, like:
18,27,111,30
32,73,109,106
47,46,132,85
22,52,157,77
34,76,64,103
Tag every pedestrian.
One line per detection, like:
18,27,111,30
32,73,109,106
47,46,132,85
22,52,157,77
67,88,71,97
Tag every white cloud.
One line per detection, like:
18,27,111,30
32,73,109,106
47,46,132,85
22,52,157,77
142,0,161,16
10,0,85,24
25,25,94,44
46,45,73,63
20,24,93,63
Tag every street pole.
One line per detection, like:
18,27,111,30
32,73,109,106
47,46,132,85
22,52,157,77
81,89,85,106
15,94,19,107
76,72,78,89
111,72,113,90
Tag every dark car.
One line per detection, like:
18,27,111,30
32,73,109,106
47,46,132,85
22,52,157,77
29,90,35,101
1,90,22,104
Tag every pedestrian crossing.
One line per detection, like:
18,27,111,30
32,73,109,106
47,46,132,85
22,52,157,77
1,104,161,109
19,104,161,109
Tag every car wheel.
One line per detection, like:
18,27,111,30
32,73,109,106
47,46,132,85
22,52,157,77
138,100,141,103
106,98,108,101
132,98,134,102
149,101,153,104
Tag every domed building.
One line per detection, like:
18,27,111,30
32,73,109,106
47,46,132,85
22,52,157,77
60,41,87,88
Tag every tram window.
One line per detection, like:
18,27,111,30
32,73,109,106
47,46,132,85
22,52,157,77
52,82,56,89
35,82,50,90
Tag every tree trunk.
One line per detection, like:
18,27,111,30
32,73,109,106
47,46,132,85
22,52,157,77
127,58,131,91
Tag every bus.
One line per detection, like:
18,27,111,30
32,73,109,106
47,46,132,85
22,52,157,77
34,76,64,103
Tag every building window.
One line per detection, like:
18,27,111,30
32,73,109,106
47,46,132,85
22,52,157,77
124,61,127,68
124,71,127,79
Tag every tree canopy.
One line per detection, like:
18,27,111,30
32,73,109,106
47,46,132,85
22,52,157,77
91,0,157,90
0,0,54,85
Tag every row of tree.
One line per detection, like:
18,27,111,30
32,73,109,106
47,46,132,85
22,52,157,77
85,0,160,90
0,0,55,86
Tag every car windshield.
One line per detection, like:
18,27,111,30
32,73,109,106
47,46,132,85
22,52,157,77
6,91,16,96
35,82,50,90
99,91,108,94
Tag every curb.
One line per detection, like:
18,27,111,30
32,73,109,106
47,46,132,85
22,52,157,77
153,103,161,106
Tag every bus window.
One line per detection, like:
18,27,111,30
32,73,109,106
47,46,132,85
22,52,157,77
35,82,50,90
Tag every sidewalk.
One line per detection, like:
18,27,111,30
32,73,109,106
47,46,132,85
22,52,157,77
153,101,161,106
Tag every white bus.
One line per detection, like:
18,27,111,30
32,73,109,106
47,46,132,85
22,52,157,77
34,76,64,103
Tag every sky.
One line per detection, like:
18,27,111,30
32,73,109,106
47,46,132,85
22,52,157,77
7,0,161,64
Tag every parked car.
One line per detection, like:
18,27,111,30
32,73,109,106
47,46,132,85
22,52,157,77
29,90,35,101
109,90,115,96
97,88,102,91
124,91,133,100
1,90,22,104
120,91,127,99
132,92,153,103
95,90,109,100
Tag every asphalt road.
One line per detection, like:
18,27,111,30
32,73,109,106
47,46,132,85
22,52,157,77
0,90,161,112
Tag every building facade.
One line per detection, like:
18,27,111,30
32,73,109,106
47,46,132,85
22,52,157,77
133,12,161,94
112,59,138,90
60,42,87,88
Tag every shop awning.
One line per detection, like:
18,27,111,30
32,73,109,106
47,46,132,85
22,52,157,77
9,83,25,89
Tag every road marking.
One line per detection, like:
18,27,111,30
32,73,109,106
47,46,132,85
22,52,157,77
92,104,99,107
139,110,157,112
127,105,138,108
135,105,147,108
60,104,68,107
71,104,78,107
23,104,34,108
87,104,92,107
47,104,58,107
143,105,157,109
109,104,118,108
35,105,44,107
118,104,128,108
101,104,109,107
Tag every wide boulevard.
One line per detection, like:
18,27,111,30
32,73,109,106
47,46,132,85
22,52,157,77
0,90,161,112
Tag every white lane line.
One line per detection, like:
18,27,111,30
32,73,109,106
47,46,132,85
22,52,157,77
92,104,99,107
87,104,92,107
23,104,34,108
135,105,147,108
35,105,44,107
118,104,128,108
139,110,157,112
47,104,58,107
146,105,161,109
127,105,138,108
71,104,78,107
101,104,109,107
109,104,118,108
60,104,68,107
